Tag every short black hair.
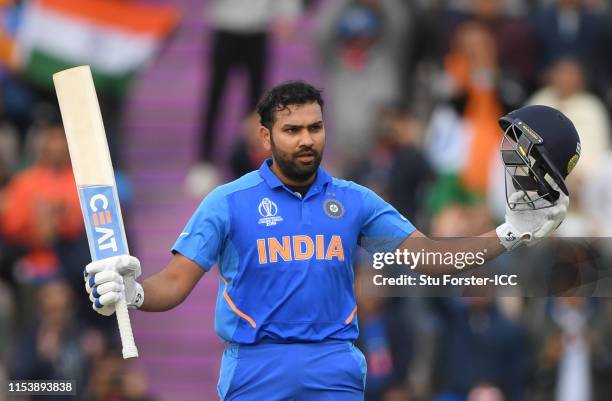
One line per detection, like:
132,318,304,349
257,81,324,131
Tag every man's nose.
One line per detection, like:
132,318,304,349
298,129,314,147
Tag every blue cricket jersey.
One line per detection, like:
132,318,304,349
172,160,415,344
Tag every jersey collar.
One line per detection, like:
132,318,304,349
258,159,332,194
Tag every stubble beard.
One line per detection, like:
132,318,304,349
270,137,323,183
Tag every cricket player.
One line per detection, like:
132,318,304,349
84,82,578,400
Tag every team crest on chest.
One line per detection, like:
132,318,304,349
258,198,283,226
323,199,344,219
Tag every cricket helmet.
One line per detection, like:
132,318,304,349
499,105,581,209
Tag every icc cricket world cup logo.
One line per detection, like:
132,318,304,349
258,198,278,217
258,198,283,226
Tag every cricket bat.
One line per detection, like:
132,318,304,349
53,65,138,359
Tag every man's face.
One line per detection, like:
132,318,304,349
261,102,325,183
38,126,70,168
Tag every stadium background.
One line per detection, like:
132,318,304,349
1,0,612,400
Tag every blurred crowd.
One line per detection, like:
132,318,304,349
0,94,149,399
2,0,612,400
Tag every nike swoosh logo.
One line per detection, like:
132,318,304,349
179,232,189,237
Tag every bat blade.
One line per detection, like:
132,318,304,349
53,65,138,359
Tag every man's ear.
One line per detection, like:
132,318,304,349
261,125,271,151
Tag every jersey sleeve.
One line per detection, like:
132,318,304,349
358,186,416,253
171,188,230,271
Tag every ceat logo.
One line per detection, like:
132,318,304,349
90,194,117,252
258,198,283,227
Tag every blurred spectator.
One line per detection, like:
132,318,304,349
9,280,102,387
0,99,20,288
229,111,270,179
0,99,18,186
403,299,441,401
316,0,408,172
527,57,610,191
444,21,504,196
88,353,125,401
382,386,413,401
592,7,612,114
0,362,6,401
534,0,609,12
355,269,415,401
431,298,528,401
423,103,474,217
531,0,601,73
0,72,36,144
349,106,433,224
583,153,612,236
88,354,156,401
1,3,37,142
524,298,612,401
467,383,506,401
444,0,538,94
0,123,84,283
0,278,14,361
121,365,156,401
427,20,512,211
424,101,470,177
186,0,302,197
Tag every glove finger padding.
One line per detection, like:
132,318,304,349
85,260,109,276
95,281,125,297
85,255,141,278
114,255,141,278
85,277,93,294
92,301,117,317
88,270,123,288
89,280,123,301
91,287,124,316
532,194,568,241
97,291,122,308
558,192,570,209
93,305,115,317
508,191,526,205
86,271,123,308
531,220,556,243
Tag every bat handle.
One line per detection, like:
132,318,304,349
116,296,139,359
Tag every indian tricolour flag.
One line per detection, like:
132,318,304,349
15,0,178,96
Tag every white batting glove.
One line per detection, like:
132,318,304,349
496,191,569,250
84,255,144,316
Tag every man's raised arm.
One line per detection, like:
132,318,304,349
397,191,568,276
